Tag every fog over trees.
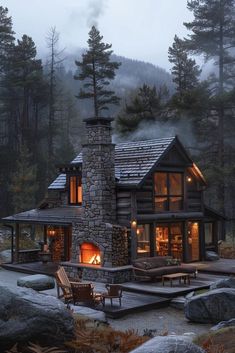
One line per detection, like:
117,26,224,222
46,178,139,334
1,1,235,236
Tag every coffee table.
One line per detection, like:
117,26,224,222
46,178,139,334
162,272,190,287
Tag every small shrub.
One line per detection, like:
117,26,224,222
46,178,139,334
6,343,67,353
194,327,235,353
65,315,149,353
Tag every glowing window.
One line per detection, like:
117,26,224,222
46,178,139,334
154,172,183,211
69,176,82,205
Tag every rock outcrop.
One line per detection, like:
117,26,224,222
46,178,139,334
130,335,205,353
0,284,74,349
210,318,235,331
205,251,219,261
185,288,235,323
17,274,55,291
210,276,235,290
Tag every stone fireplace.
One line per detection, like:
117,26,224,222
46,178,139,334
80,242,101,265
62,117,132,283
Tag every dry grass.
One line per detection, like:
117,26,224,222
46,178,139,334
220,246,235,259
66,314,149,353
194,326,235,353
6,314,149,353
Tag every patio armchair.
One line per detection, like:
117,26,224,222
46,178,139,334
102,284,123,306
55,266,81,304
71,282,102,306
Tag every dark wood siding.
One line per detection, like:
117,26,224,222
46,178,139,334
116,191,132,224
136,175,153,214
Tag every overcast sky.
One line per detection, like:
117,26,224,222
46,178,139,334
1,0,193,71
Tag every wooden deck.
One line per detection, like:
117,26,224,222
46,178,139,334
90,272,222,318
1,261,230,318
121,273,223,298
2,261,59,276
95,291,170,318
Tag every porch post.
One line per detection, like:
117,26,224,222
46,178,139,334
131,226,137,261
130,191,137,261
43,225,47,245
15,223,20,263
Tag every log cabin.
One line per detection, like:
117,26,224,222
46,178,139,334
2,117,225,282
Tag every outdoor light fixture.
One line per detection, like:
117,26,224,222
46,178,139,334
47,228,56,237
187,176,192,182
131,220,137,227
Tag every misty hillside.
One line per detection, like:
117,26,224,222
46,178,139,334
57,50,174,117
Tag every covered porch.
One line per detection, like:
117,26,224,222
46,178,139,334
2,206,82,265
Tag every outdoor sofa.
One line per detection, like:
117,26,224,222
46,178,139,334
132,256,197,281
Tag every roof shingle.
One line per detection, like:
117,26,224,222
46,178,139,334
48,137,175,189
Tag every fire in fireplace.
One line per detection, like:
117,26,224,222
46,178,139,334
80,242,101,265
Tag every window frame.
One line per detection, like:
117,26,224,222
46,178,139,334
154,172,184,212
68,175,82,205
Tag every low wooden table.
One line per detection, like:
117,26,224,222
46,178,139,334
162,272,190,287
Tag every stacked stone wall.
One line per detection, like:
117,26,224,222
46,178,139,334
72,220,128,267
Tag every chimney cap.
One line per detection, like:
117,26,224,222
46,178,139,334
83,117,114,125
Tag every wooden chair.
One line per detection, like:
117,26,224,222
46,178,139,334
71,282,102,306
55,266,81,304
102,284,123,307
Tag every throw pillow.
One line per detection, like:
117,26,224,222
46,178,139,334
143,261,152,270
166,258,181,266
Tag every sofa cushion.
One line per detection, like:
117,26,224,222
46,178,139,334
133,256,172,269
132,261,148,270
179,264,197,274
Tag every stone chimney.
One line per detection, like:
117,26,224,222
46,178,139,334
82,117,116,223
71,117,128,271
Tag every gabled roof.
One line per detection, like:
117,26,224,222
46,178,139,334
49,136,204,189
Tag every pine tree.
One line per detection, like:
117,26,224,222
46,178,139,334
168,35,201,98
45,27,65,171
116,84,168,135
9,144,38,213
0,6,15,146
0,6,15,78
8,35,45,149
184,0,235,214
74,26,121,118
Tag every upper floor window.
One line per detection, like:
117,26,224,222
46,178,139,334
154,172,183,211
69,176,82,205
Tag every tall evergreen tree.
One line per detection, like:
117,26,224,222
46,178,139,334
9,35,45,149
0,6,15,78
168,35,201,98
45,27,65,172
0,6,15,146
9,144,38,213
184,0,235,214
74,26,121,118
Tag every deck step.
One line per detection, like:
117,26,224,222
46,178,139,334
97,291,170,318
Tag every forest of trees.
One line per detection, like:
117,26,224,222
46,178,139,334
1,1,235,238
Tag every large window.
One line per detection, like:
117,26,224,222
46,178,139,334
69,176,82,205
137,224,150,257
154,172,183,211
204,223,213,245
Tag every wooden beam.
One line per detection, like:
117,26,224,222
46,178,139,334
15,223,20,263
